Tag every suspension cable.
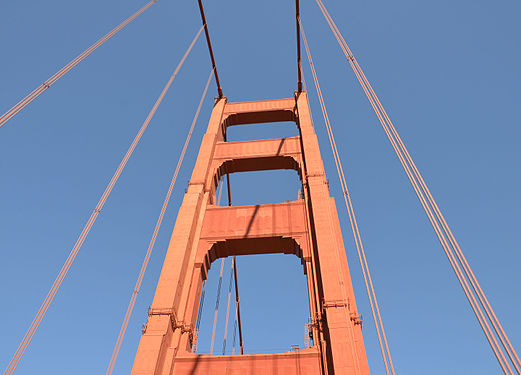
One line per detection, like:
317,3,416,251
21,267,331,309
193,177,225,353
209,257,226,354
232,309,238,354
221,260,235,354
222,130,245,355
295,0,303,92
231,256,244,354
0,0,159,130
220,170,234,355
197,0,223,98
314,0,520,373
106,67,214,375
208,178,227,354
194,279,207,351
300,19,395,375
315,2,512,372
2,26,203,375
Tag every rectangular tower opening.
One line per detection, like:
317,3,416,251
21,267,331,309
194,253,312,355
216,170,303,206
226,121,298,142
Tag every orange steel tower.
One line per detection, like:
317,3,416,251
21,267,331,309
131,92,371,375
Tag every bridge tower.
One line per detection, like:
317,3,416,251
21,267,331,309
131,92,371,375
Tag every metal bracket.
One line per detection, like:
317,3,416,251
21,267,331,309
144,308,196,345
322,299,348,309
350,313,363,327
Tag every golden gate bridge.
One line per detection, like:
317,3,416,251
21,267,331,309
0,0,519,374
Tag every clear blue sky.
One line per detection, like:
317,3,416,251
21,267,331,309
0,0,520,374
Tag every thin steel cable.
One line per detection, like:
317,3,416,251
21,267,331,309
210,258,226,355
301,44,359,375
197,0,223,97
232,308,238,355
317,0,519,370
314,1,519,373
231,255,244,355
367,57,521,372
302,60,363,374
0,0,159,130
2,27,202,375
192,279,207,353
358,54,520,373
296,0,303,92
315,3,512,370
219,152,245,355
207,179,226,355
195,166,226,357
106,68,214,375
195,280,207,331
221,261,235,354
191,280,208,353
217,175,225,205
300,19,394,375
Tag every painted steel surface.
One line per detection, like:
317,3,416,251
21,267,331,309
131,93,370,375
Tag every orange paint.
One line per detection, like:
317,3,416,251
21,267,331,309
131,94,370,375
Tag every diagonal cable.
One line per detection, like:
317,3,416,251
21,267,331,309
314,0,520,373
106,67,213,375
0,0,159,130
3,25,203,375
221,260,235,354
300,18,395,375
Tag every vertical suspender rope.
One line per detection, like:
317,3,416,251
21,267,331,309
0,0,159,130
220,224,244,355
193,279,207,352
222,130,240,358
2,25,203,375
220,164,235,355
232,256,244,355
314,0,520,373
208,178,226,354
208,166,244,355
209,257,226,354
299,19,395,375
231,310,238,354
222,129,245,355
221,261,235,354
106,67,214,375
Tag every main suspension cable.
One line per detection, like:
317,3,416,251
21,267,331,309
314,0,520,373
2,25,203,375
106,67,214,375
295,0,303,92
0,0,159,130
300,19,395,375
197,0,223,98
316,1,513,371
